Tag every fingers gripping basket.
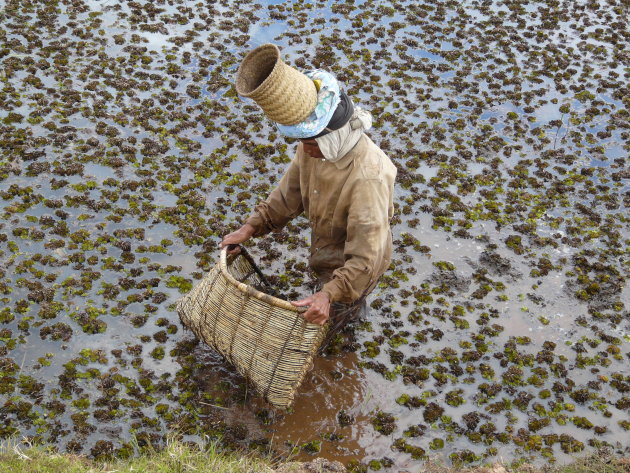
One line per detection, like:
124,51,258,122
176,247,326,409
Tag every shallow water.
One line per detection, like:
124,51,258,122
0,0,628,469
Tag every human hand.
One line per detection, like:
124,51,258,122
292,291,330,326
220,223,255,254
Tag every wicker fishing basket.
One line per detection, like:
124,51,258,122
176,246,326,409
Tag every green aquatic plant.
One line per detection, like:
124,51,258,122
371,411,397,436
337,409,354,427
423,402,444,424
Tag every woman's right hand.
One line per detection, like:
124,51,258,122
219,223,256,254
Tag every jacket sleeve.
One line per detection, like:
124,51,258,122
245,154,303,237
321,177,391,304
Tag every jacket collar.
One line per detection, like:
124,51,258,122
332,134,367,170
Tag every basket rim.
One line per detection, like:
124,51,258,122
220,246,304,313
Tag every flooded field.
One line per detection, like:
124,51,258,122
0,0,628,470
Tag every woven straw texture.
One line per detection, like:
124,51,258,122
177,247,326,409
235,43,317,126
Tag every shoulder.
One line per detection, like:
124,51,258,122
353,136,397,182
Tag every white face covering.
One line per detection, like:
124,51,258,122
314,108,373,162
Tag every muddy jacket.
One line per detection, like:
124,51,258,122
246,134,397,304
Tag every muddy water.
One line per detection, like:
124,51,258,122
194,217,628,468
0,0,628,469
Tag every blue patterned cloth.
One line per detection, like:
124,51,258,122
276,70,340,138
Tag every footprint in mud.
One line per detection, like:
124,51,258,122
429,267,471,294
466,249,523,281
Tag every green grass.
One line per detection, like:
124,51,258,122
552,455,629,473
0,439,273,473
0,439,627,473
420,454,629,473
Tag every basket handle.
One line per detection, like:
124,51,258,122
220,246,311,315
228,245,275,292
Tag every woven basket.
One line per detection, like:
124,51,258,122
235,43,317,126
176,247,326,409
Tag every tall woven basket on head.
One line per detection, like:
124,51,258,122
235,43,317,126
176,246,326,409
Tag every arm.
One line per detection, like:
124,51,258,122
322,178,392,304
245,154,304,237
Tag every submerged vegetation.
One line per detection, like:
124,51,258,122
0,0,627,469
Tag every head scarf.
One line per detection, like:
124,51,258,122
314,107,373,162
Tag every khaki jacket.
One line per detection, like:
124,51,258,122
246,135,397,304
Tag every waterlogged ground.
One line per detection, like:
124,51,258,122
0,0,628,470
